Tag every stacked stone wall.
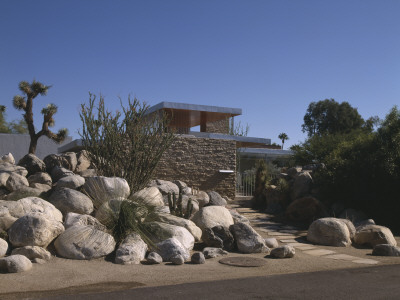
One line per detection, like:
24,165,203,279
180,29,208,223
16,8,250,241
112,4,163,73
153,136,236,198
204,119,229,134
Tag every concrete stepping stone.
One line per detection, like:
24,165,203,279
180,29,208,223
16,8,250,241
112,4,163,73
280,239,299,243
290,245,316,251
351,259,379,265
325,254,359,261
303,249,336,256
279,230,299,234
267,232,293,236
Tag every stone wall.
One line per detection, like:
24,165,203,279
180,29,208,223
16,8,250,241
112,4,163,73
202,119,229,134
153,136,236,198
0,133,72,162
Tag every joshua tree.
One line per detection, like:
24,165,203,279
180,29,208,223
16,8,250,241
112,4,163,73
278,132,289,149
12,80,68,154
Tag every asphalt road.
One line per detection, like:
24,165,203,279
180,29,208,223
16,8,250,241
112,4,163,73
7,264,399,300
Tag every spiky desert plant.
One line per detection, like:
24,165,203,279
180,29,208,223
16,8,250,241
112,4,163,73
12,80,68,154
79,93,175,193
167,191,193,219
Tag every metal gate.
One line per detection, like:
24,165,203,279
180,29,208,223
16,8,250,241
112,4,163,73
236,171,256,196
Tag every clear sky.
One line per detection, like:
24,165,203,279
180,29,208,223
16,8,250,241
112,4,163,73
1,0,399,147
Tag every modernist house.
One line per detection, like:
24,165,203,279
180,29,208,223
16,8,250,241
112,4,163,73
59,102,291,198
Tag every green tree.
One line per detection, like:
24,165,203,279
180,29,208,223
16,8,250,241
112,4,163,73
12,80,68,154
278,132,289,149
0,105,10,133
0,105,28,134
302,99,365,137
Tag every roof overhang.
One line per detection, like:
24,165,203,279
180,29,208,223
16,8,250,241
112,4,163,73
146,102,242,128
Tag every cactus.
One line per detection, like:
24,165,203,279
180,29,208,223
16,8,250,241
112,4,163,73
184,198,194,219
167,192,174,213
177,192,183,217
168,191,193,220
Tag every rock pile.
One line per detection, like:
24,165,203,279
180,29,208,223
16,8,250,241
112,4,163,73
0,151,272,273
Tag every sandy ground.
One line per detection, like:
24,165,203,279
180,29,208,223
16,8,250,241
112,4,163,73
1,199,400,299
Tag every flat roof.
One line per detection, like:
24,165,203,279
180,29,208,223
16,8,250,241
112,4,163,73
146,102,242,128
147,102,242,116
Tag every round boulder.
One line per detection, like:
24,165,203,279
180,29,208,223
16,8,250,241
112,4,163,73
17,154,46,176
82,176,130,206
54,225,116,260
0,254,32,273
354,225,397,248
191,206,234,231
307,217,352,247
132,186,164,207
8,213,65,248
49,187,94,215
372,244,400,257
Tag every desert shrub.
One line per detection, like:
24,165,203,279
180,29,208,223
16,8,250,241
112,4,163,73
292,106,400,232
79,94,175,193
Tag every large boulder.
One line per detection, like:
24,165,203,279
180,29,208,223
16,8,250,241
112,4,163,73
354,225,397,248
17,154,46,176
0,172,10,187
11,246,51,261
0,162,28,176
307,218,352,247
286,197,326,224
8,213,65,247
54,225,116,260
207,191,227,206
115,233,148,265
49,188,94,215
150,179,179,195
155,213,202,242
0,238,8,257
144,221,194,250
191,206,234,231
0,197,63,223
155,238,190,262
202,225,235,251
50,166,75,182
194,191,210,208
82,176,130,206
75,150,91,173
6,172,29,192
0,206,17,231
64,212,107,231
230,210,250,224
5,186,44,200
372,244,400,257
55,175,85,190
44,153,77,172
0,254,32,273
27,172,52,186
291,171,313,200
0,153,15,164
132,186,164,207
231,222,268,253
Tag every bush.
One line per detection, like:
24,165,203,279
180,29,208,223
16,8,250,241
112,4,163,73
79,94,175,193
292,106,400,233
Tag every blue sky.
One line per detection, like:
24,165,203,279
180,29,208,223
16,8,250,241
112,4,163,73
1,0,399,147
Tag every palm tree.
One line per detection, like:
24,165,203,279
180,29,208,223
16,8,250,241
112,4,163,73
278,133,289,149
